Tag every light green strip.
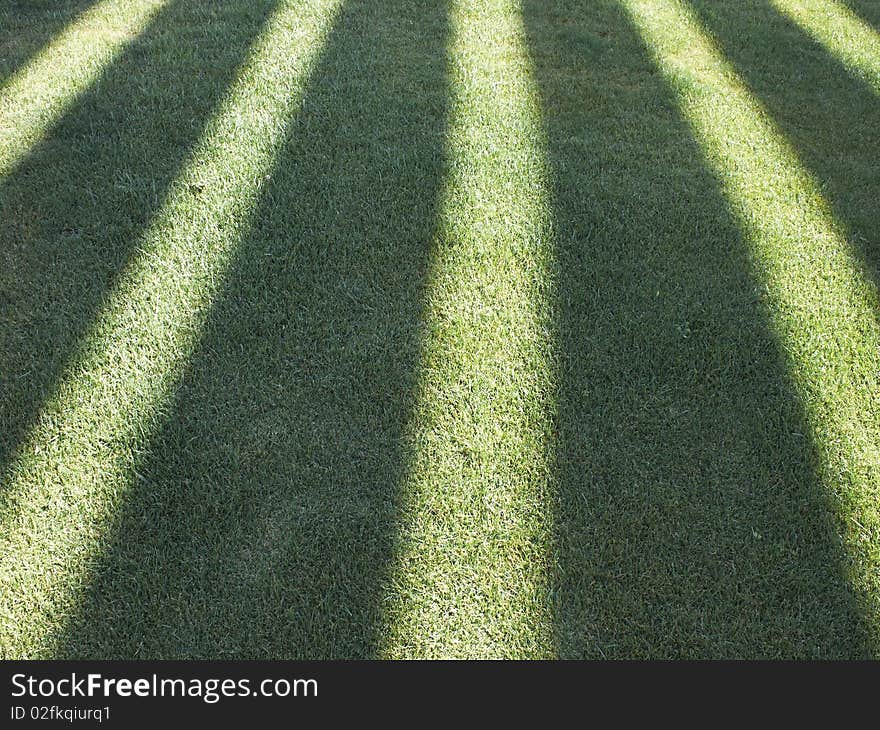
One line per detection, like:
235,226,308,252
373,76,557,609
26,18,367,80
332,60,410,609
770,0,880,92
0,0,168,178
0,0,343,659
380,0,557,659
621,0,880,647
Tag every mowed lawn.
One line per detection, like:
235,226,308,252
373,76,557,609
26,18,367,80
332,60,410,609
0,0,878,658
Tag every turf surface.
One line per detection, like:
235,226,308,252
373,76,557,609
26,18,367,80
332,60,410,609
0,0,878,658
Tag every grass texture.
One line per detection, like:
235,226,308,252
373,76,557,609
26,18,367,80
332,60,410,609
0,0,878,658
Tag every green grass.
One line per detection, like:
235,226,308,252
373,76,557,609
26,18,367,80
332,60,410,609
0,0,96,85
0,0,878,659
0,0,168,178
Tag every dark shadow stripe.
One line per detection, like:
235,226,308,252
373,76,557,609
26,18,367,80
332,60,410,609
0,0,280,473
522,0,870,658
842,0,880,33
57,0,450,659
687,0,880,290
0,0,98,85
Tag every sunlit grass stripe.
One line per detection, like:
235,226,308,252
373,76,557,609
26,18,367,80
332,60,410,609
0,0,343,659
769,0,880,92
620,0,880,648
0,0,167,178
380,0,557,659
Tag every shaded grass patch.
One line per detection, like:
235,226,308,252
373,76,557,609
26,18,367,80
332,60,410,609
687,0,880,284
56,0,450,659
0,0,97,84
523,0,872,658
0,0,279,472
